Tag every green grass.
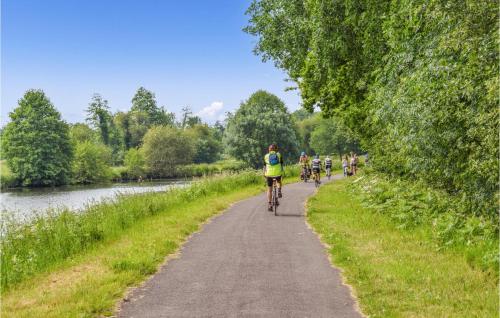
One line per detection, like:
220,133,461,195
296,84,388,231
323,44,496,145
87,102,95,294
1,170,274,290
1,170,286,317
1,166,301,316
307,177,499,317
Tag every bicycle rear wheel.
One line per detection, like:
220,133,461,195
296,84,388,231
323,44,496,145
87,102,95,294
273,186,278,215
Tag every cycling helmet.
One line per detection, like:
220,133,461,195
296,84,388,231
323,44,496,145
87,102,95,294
315,155,319,159
301,151,305,156
268,144,277,151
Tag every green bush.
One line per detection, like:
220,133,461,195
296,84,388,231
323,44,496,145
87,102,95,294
0,161,18,188
72,141,113,184
124,148,145,179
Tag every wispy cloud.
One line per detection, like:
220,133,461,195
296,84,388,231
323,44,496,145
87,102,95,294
197,101,224,120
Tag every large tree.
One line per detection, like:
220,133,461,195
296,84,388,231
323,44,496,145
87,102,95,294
223,90,299,168
246,0,499,217
2,90,73,186
131,87,174,127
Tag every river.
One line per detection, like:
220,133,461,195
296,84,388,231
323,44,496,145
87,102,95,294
0,180,189,222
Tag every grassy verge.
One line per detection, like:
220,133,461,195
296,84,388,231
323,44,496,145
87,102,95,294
307,177,498,317
1,167,300,317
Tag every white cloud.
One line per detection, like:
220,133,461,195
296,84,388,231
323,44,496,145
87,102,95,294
197,101,224,119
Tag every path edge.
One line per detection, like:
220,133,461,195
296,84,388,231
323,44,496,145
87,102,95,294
303,175,367,318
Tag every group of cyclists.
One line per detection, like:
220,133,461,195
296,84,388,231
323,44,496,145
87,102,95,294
263,144,335,212
298,152,332,183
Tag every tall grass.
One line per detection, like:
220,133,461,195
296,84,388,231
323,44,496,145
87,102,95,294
0,166,300,290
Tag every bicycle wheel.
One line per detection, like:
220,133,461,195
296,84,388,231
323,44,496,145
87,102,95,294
273,186,278,215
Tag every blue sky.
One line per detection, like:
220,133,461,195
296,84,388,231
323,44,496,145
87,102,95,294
1,0,301,125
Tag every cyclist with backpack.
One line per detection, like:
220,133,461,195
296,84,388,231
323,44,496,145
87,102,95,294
311,155,322,184
264,144,284,211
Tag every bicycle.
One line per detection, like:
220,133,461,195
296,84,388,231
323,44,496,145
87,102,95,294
313,171,321,188
326,166,331,180
301,165,309,182
270,177,279,215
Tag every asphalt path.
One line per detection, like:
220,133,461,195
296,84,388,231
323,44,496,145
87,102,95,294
119,175,363,318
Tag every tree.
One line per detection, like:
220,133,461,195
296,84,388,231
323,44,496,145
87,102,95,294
309,118,360,160
187,124,222,164
142,126,195,177
128,87,175,148
86,94,112,145
223,90,299,168
295,113,321,156
179,106,202,129
246,0,499,217
124,148,145,179
72,141,112,184
131,87,174,126
114,111,132,149
2,90,73,186
69,123,97,144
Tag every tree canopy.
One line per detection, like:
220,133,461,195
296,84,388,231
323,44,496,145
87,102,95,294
224,90,299,168
2,90,73,186
246,0,499,217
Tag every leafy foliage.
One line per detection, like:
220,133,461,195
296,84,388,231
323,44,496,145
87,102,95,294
187,124,222,164
72,141,112,184
124,148,146,179
309,118,361,160
2,90,73,186
246,0,499,218
224,90,299,168
142,126,195,177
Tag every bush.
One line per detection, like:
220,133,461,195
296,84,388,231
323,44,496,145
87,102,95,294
142,126,195,178
124,148,145,179
0,161,18,188
72,142,112,184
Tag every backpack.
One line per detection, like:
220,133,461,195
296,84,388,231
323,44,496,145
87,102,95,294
268,153,279,165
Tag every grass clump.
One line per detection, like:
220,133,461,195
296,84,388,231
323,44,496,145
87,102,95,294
307,177,498,317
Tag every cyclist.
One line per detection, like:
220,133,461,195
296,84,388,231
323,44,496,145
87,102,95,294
264,144,284,211
311,155,322,183
299,151,310,180
325,155,332,178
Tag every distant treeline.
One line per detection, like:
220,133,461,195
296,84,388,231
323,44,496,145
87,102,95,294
245,0,498,218
1,88,360,188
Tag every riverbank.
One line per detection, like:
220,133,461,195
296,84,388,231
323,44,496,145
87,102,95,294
307,176,498,317
1,168,299,317
0,159,249,190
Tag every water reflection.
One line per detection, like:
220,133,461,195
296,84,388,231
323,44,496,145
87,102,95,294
0,180,189,221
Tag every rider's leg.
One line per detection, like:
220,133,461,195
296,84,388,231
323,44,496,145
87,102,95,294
266,177,273,210
277,176,282,197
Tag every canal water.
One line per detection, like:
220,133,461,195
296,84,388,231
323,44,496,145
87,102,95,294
0,180,189,222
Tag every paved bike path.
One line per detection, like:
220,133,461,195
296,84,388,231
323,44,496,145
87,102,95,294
119,175,363,317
